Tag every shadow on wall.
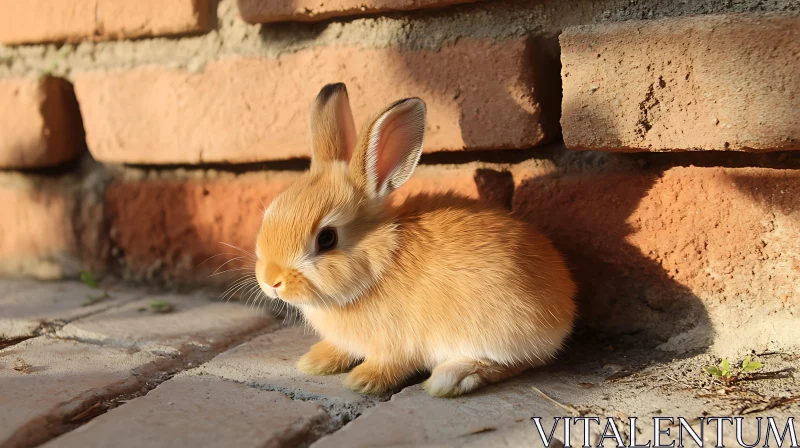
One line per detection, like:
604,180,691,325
515,111,800,354
553,31,800,349
513,159,713,351
718,172,799,302
321,26,713,349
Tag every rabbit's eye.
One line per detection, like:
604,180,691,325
316,227,338,253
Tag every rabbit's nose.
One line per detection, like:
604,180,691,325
265,262,285,289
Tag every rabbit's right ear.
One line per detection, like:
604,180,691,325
309,83,357,167
349,97,426,198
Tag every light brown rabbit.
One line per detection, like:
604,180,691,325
254,83,577,397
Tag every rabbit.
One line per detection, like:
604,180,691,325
254,82,577,397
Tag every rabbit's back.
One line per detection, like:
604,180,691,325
302,192,577,369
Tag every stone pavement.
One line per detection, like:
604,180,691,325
1,279,798,448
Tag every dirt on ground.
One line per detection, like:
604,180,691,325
542,337,800,419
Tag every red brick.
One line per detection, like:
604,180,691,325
0,0,210,45
103,159,800,351
42,376,327,448
0,77,84,169
104,165,512,282
75,38,557,164
392,164,514,208
560,13,800,152
0,0,95,45
105,172,299,282
0,338,168,448
97,0,211,40
0,172,107,279
514,164,800,350
238,0,483,23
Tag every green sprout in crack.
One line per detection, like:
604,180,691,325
149,300,173,313
79,270,113,306
705,356,763,385
740,356,764,373
79,270,98,288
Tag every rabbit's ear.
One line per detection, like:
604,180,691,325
350,98,426,198
309,83,357,166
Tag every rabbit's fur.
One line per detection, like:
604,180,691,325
255,83,576,397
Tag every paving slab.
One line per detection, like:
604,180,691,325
0,281,143,339
311,377,573,448
0,279,40,295
56,292,276,356
0,336,171,448
313,350,798,447
41,374,329,448
193,326,378,420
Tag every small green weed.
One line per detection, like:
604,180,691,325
705,356,763,385
79,270,113,306
79,270,98,288
149,300,173,313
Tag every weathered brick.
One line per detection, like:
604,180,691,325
103,151,800,353
75,38,557,164
0,77,84,169
0,279,42,298
238,0,483,23
104,164,511,282
0,171,108,280
312,379,576,447
0,0,210,45
0,179,76,279
0,281,141,339
104,172,300,283
313,359,771,447
391,163,513,207
194,326,375,408
0,0,95,45
56,292,275,355
0,337,170,447
513,162,800,353
42,375,328,448
560,13,800,152
96,0,211,40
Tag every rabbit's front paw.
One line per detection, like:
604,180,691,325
343,360,408,396
297,340,357,375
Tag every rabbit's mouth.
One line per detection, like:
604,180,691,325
256,278,310,305
264,285,280,300
255,275,281,301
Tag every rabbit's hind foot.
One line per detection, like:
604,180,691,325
423,357,528,397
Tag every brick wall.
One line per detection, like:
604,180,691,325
1,0,798,355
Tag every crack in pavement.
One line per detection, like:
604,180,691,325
4,324,278,448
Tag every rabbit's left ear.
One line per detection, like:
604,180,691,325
350,98,426,198
309,83,357,167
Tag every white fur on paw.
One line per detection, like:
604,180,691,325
424,370,459,396
457,373,483,393
424,371,484,397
